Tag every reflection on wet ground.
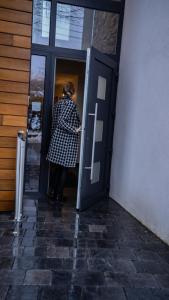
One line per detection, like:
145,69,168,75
0,195,169,299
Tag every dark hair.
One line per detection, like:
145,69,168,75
63,82,75,97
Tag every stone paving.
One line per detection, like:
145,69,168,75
0,195,169,299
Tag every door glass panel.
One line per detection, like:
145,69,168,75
25,55,46,192
91,162,100,184
92,11,119,55
32,0,51,45
95,120,103,142
97,76,107,100
55,3,94,50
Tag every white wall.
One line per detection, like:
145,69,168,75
110,0,169,244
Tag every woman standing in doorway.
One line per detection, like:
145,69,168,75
47,82,81,204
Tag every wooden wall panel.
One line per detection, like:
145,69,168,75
2,115,27,127
0,170,15,180
0,159,16,169
0,126,26,137
0,57,30,71
0,137,16,148
0,0,32,211
0,191,15,200
0,8,32,25
0,20,31,37
0,33,13,46
0,69,29,82
0,93,28,105
0,34,31,49
0,81,29,94
0,45,30,59
0,180,15,190
0,1,32,13
13,36,31,49
0,148,16,159
0,201,14,211
0,103,27,116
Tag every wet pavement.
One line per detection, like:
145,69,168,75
0,195,169,299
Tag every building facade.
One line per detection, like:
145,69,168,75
1,0,169,246
0,0,123,211
0,0,32,211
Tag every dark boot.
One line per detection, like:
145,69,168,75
47,188,54,198
55,194,63,203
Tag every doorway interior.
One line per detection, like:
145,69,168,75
48,58,86,204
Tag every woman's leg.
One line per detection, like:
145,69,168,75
48,162,57,197
53,164,63,200
56,166,69,200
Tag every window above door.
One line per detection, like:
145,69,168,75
32,0,51,45
32,0,120,55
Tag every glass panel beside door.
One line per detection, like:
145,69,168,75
25,55,46,192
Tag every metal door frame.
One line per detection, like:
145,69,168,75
29,0,125,195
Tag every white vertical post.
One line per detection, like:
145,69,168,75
14,131,26,222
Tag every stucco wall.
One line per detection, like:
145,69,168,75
110,0,169,244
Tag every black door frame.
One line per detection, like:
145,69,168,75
30,0,125,195
39,51,87,194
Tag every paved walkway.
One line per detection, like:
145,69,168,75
0,195,169,299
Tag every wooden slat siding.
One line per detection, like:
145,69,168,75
0,191,15,200
0,0,32,211
0,180,15,190
3,115,27,127
0,20,31,37
0,57,29,71
0,104,27,116
0,137,16,148
0,33,31,49
0,126,27,137
0,45,30,60
0,8,32,25
0,170,15,180
0,148,16,158
0,201,14,211
0,33,13,46
0,159,16,169
0,81,29,94
0,93,28,105
13,36,31,49
0,69,29,83
0,1,32,13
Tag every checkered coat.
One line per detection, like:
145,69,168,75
47,96,81,167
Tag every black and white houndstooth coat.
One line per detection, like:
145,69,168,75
47,96,81,167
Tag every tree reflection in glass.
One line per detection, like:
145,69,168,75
25,55,46,192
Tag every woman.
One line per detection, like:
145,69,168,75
47,82,81,204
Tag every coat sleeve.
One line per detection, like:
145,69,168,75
58,101,77,134
51,103,58,135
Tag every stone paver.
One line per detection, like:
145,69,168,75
0,196,169,299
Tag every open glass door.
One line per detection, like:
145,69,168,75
77,47,117,210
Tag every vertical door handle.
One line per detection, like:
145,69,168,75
85,103,98,181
